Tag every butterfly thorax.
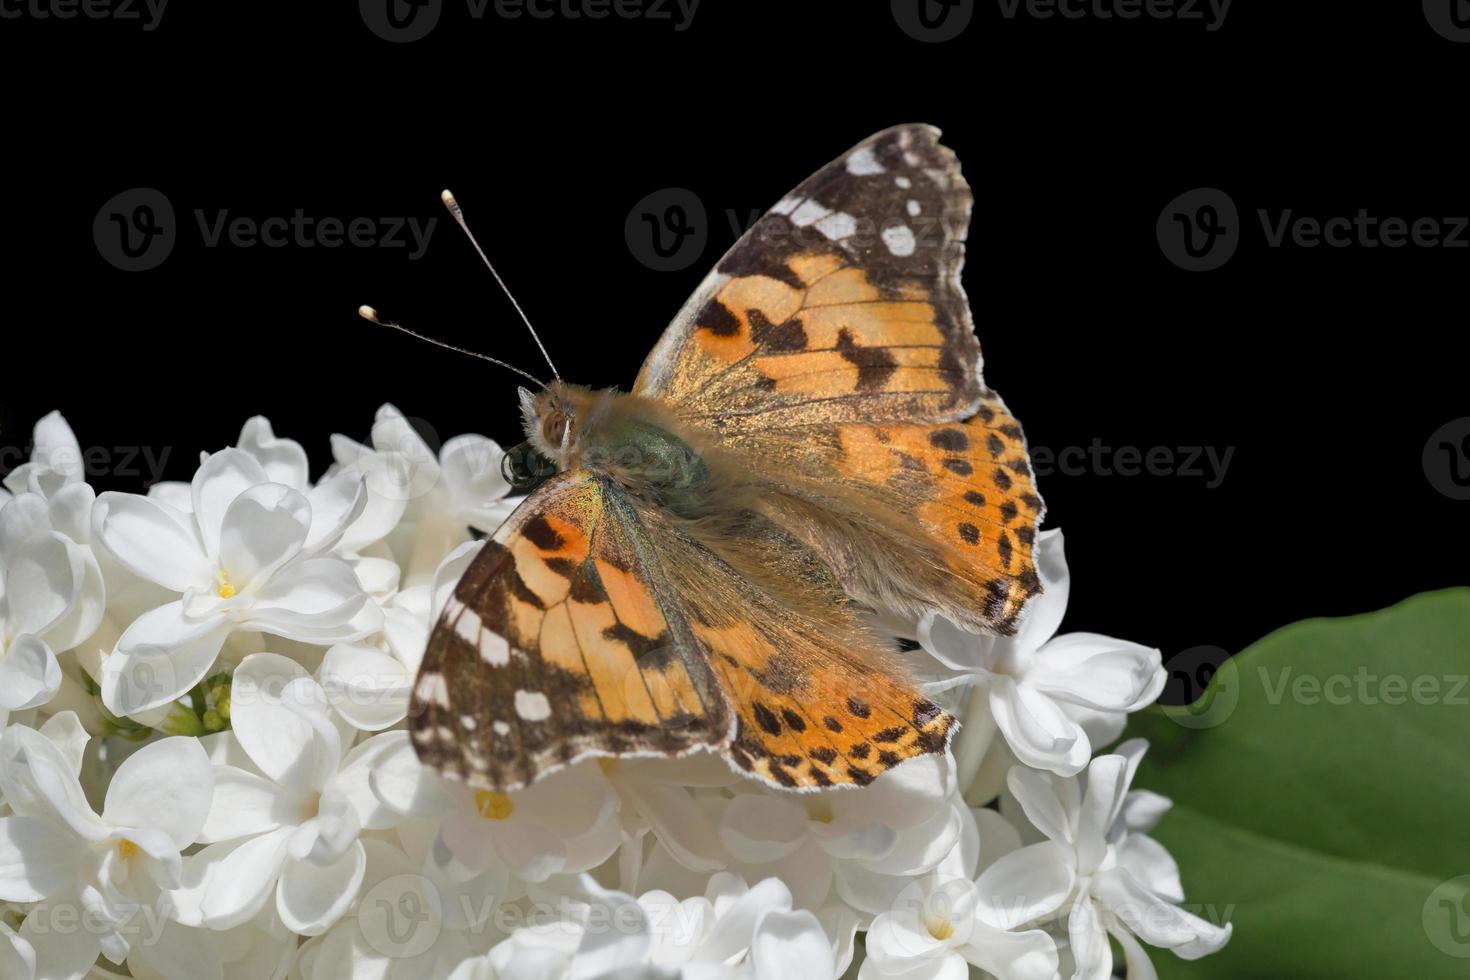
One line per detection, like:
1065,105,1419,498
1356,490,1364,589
518,381,711,513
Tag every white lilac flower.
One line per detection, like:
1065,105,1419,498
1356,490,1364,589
0,497,105,712
330,404,516,584
2,411,86,500
182,654,404,936
919,530,1166,781
994,740,1231,980
857,802,1063,980
712,754,960,913
0,721,212,971
92,447,380,716
600,752,740,875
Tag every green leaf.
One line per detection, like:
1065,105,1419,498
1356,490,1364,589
1123,588,1470,979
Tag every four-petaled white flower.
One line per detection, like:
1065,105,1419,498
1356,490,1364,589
0,717,212,973
93,447,380,716
183,654,403,936
996,741,1232,980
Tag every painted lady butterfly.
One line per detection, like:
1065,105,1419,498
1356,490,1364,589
411,125,1044,792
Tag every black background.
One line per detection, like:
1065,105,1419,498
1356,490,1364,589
2,1,1466,696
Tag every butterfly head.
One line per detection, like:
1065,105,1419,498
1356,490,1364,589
517,382,611,471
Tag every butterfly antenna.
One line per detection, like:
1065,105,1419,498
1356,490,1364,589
441,189,561,380
358,306,547,387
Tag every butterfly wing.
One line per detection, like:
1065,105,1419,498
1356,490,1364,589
634,124,1043,634
412,470,730,792
412,469,953,792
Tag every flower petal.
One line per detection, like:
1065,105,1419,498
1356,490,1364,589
1029,634,1165,713
751,908,834,980
192,449,271,559
438,434,512,533
990,677,1089,777
0,635,61,711
200,827,294,930
302,470,367,556
720,794,809,864
3,531,82,639
230,653,339,793
198,765,291,843
92,491,207,593
235,417,309,491
245,559,380,643
216,484,311,593
1069,894,1112,980
319,643,410,731
101,602,231,716
103,736,213,850
0,815,80,901
973,841,1076,930
276,840,367,936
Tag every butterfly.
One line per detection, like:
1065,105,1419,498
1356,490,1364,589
410,124,1044,794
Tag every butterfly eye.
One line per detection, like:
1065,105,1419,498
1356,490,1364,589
502,441,555,494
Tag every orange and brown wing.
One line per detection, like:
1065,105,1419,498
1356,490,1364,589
411,470,730,792
634,124,1044,634
635,124,980,430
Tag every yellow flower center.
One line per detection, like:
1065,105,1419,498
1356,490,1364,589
475,790,513,820
216,572,237,599
927,917,955,941
117,839,140,860
804,799,834,824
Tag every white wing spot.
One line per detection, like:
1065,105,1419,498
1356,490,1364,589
895,176,912,189
883,225,917,257
454,608,482,645
493,721,511,736
907,200,922,217
846,146,886,175
815,211,857,240
515,690,552,722
771,195,801,216
791,199,832,228
460,716,477,731
479,630,510,667
416,672,451,708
